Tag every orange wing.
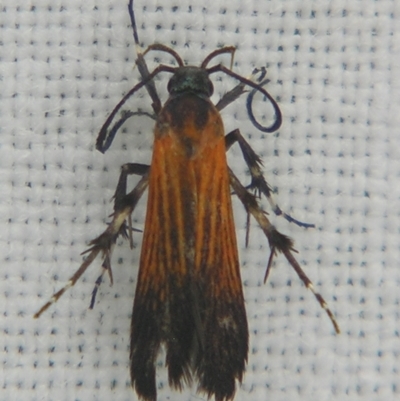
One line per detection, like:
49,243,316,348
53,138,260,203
130,94,248,401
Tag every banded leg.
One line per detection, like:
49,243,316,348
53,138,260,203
229,169,340,334
89,163,150,307
34,172,149,318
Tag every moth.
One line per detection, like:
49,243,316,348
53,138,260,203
35,1,339,400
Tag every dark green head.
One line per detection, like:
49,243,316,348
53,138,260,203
167,67,214,98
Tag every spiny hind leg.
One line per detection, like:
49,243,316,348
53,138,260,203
34,173,149,318
228,169,340,334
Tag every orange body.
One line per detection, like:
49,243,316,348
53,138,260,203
130,92,248,401
34,5,339,401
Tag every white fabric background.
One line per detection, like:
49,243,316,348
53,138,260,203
1,0,399,400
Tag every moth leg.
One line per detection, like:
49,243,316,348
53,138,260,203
228,169,340,334
215,67,266,112
34,173,149,318
225,129,314,229
113,163,150,247
89,164,150,308
113,163,150,213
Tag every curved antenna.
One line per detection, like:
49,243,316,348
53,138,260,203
207,64,282,133
96,64,176,152
201,46,236,69
246,77,282,133
143,43,184,67
252,66,267,82
98,110,156,153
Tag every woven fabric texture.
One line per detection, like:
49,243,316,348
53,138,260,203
1,0,398,400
